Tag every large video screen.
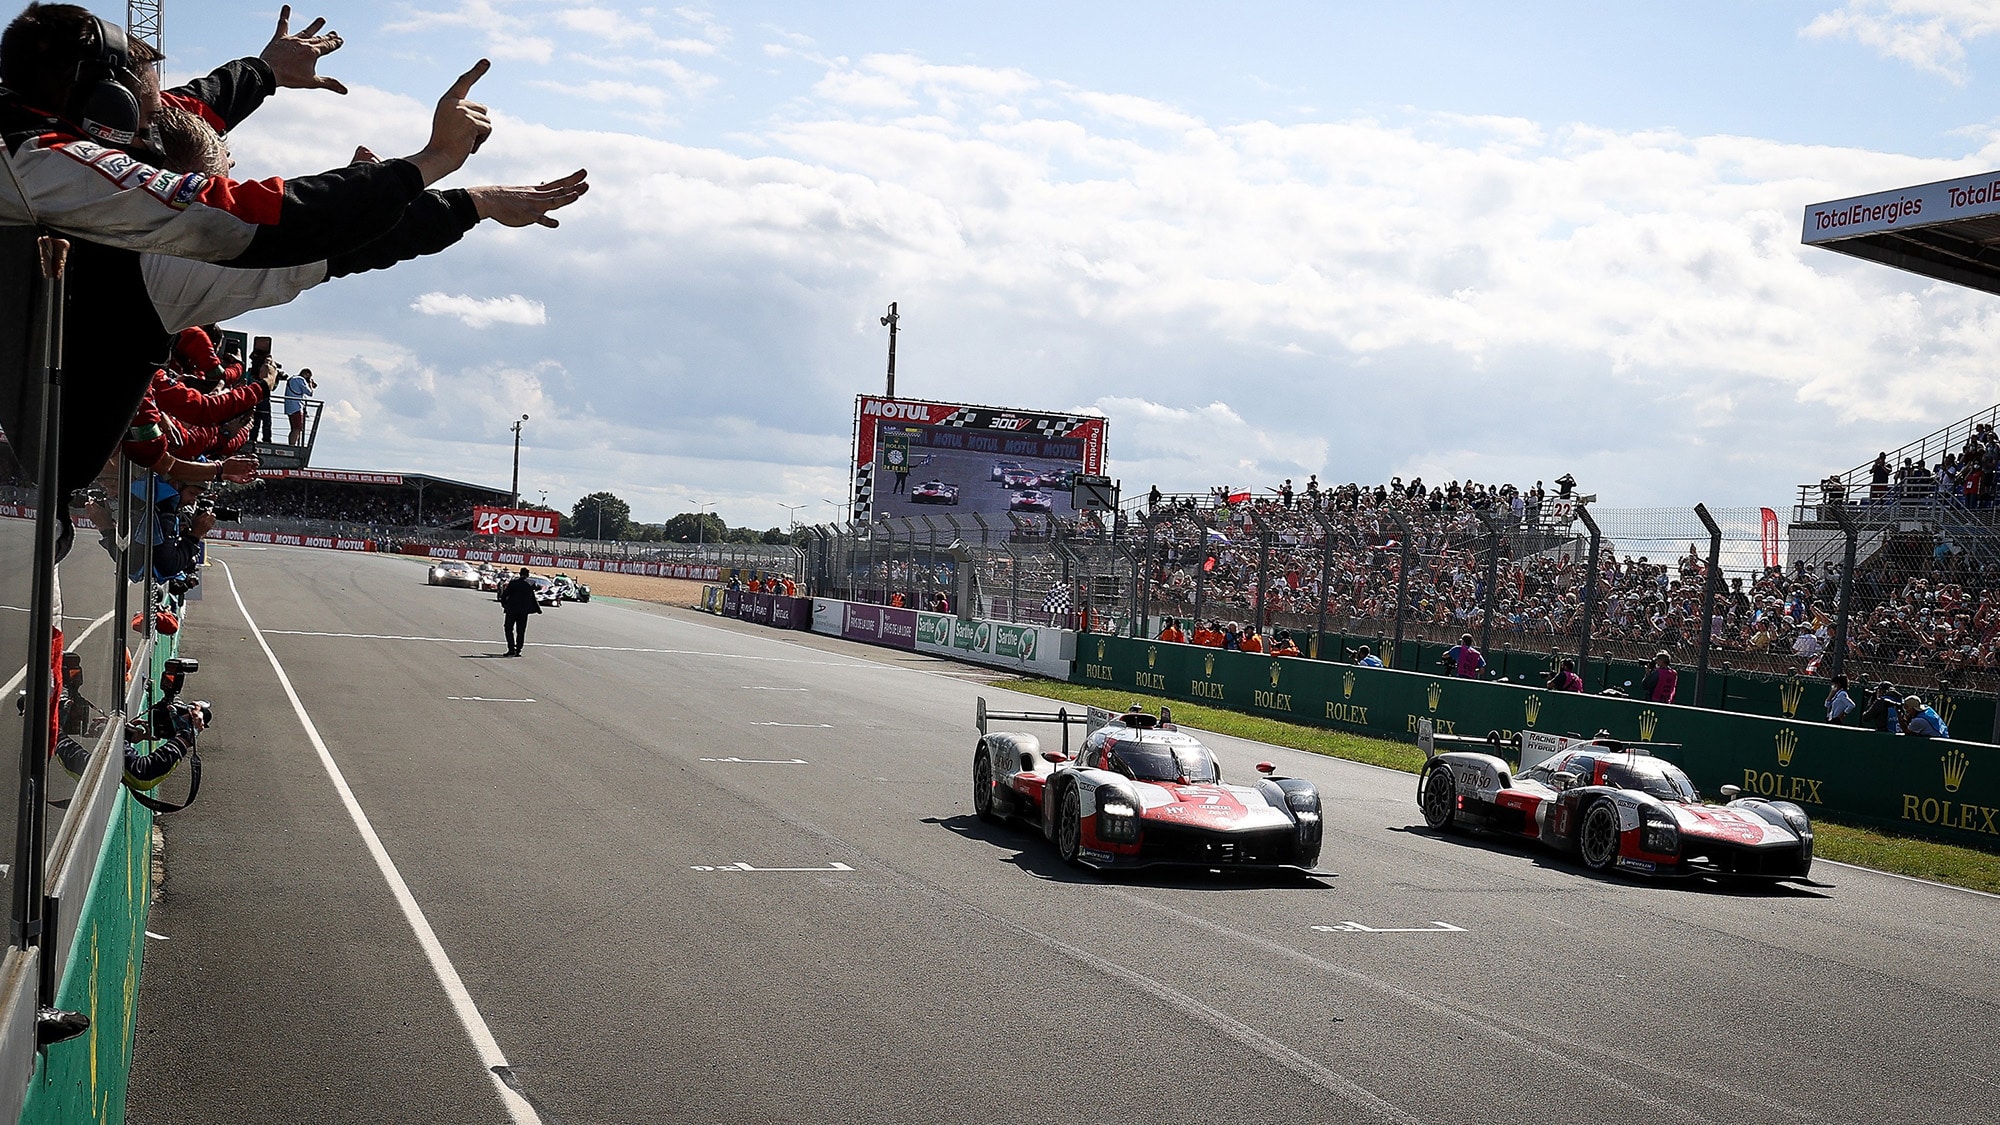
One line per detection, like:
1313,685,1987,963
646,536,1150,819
851,396,1107,524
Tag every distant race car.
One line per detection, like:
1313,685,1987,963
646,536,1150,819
971,700,1325,873
1036,468,1075,490
476,565,504,592
910,480,960,505
991,461,1026,482
1000,468,1038,490
525,575,563,607
1416,729,1813,881
547,574,592,602
427,560,480,588
1009,489,1054,513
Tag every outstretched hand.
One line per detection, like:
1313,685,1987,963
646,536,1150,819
408,60,493,185
218,455,260,484
260,5,348,94
468,170,590,228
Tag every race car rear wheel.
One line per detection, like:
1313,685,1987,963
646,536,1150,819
973,752,998,822
1055,785,1082,865
1578,800,1620,872
1419,762,1458,831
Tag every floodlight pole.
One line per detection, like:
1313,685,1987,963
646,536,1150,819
509,414,528,507
880,302,900,399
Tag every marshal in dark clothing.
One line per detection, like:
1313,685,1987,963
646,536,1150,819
496,568,541,656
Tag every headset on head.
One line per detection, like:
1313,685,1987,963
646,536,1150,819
76,13,139,146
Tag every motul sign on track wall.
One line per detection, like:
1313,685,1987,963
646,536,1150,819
473,506,559,538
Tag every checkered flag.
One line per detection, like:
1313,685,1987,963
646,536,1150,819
1043,585,1071,617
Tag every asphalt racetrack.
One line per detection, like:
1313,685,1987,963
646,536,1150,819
128,545,2000,1124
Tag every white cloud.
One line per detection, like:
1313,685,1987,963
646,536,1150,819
411,293,549,328
1804,1,2000,82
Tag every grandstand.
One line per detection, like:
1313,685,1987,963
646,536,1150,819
222,467,512,532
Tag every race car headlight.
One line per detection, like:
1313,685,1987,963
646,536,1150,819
1639,811,1678,855
1775,803,1812,837
1095,789,1141,843
1285,789,1321,822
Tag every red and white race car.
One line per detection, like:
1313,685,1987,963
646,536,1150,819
1416,727,1813,881
971,700,1326,873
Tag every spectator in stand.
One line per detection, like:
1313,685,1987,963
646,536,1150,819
1240,629,1265,654
1442,633,1485,678
1354,644,1383,667
1157,617,1185,643
284,367,316,445
1221,621,1243,650
1269,629,1301,656
1194,620,1223,647
1860,683,1901,732
1547,659,1582,692
1825,674,1855,724
1902,695,1949,738
1638,651,1678,703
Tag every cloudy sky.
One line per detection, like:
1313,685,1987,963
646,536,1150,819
143,1,2000,527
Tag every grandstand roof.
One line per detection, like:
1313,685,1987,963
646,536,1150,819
1805,171,2000,295
261,467,508,497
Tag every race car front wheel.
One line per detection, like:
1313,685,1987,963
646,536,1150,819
1578,801,1621,872
1055,786,1082,865
973,752,998,822
1419,763,1457,831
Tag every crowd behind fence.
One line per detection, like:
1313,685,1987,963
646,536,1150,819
800,490,2000,709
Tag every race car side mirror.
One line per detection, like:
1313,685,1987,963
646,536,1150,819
1256,762,1275,774
1554,771,1579,791
1718,784,1742,801
1041,751,1068,764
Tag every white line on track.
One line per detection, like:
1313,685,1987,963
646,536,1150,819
262,628,875,667
221,561,543,1125
447,696,537,703
749,722,832,728
0,609,114,700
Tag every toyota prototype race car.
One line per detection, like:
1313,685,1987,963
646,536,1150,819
427,560,480,588
910,480,960,505
1415,724,1813,881
971,699,1327,874
1009,489,1055,514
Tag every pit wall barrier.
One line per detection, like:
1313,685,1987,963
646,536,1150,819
1074,635,2000,851
801,597,1075,678
705,587,813,630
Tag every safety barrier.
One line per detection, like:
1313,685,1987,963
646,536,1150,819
1074,635,2000,851
801,597,1075,678
705,587,813,630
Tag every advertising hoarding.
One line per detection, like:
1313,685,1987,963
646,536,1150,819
850,395,1107,523
473,505,559,538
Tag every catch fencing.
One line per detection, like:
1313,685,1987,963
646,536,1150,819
801,493,2000,741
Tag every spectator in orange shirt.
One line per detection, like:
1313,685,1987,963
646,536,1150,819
1240,630,1266,654
1269,630,1301,656
1158,617,1186,643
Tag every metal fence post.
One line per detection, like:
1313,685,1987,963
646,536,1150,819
1576,503,1602,690
1390,509,1414,670
1254,523,1272,636
1476,509,1501,658
1694,503,1724,707
1137,517,1156,637
1314,509,1333,658
1828,503,1857,682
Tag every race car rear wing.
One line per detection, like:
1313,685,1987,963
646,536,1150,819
1420,721,1681,768
976,698,1176,757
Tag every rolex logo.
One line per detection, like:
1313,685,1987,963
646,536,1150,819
1147,645,1157,668
1270,661,1283,688
1204,652,1216,676
1342,670,1355,699
1638,709,1659,742
1426,682,1442,712
1096,638,1107,660
1943,747,1970,794
1523,694,1541,728
1779,679,1804,718
1775,727,1798,768
1936,694,1958,729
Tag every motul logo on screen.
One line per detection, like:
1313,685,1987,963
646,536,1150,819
861,399,937,421
474,506,558,538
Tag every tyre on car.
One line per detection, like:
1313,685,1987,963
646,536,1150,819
1419,762,1458,831
1577,800,1621,872
973,751,997,822
1054,785,1082,865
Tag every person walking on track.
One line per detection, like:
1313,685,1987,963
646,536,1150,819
498,567,541,656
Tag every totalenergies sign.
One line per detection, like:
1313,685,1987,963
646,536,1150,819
474,506,559,538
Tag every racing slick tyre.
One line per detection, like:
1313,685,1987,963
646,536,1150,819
973,752,999,822
1577,800,1621,872
1419,762,1458,832
1054,785,1083,866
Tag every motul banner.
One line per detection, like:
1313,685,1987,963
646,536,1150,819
473,506,559,538
1760,507,1780,569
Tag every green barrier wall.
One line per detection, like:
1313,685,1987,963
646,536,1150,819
1079,635,2000,851
1282,629,1999,737
19,789,154,1123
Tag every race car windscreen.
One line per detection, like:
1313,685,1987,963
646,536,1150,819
1111,739,1218,783
1604,761,1700,803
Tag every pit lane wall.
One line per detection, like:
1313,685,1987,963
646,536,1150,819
777,597,1074,678
1075,636,2000,851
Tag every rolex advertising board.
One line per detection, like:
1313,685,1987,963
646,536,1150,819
1074,635,2000,851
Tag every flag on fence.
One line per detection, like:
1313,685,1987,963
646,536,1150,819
1044,585,1071,617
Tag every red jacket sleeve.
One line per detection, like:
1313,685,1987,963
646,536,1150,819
151,369,265,425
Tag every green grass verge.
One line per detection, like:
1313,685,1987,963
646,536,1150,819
1001,678,2000,896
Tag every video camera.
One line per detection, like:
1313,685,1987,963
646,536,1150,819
185,498,241,523
124,656,211,801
